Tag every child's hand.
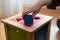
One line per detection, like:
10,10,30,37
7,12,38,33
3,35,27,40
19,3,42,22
22,0,52,18
22,1,41,18
22,6,41,18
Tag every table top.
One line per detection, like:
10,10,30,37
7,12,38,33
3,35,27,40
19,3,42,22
2,13,53,32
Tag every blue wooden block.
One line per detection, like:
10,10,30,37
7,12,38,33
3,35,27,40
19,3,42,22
24,15,33,24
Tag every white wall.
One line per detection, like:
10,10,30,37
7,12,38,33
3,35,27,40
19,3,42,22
0,0,39,16
1,0,15,16
0,0,2,11
0,0,23,16
16,0,23,14
23,0,39,7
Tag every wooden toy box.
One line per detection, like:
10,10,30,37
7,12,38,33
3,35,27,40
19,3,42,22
2,14,53,40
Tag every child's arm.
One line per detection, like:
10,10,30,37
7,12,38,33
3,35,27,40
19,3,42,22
22,0,52,17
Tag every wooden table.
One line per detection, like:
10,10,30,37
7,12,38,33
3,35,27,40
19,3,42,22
2,14,53,40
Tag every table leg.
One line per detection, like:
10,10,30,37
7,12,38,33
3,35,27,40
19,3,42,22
46,21,51,40
4,23,9,40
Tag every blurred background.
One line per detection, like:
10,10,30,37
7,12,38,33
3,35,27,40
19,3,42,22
0,0,39,20
0,0,60,40
0,0,23,19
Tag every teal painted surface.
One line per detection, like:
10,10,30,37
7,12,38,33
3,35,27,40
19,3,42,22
34,24,48,40
7,26,27,40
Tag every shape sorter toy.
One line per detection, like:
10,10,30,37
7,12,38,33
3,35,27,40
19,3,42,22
2,14,53,40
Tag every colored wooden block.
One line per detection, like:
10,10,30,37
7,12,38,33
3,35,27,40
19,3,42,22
2,14,53,40
24,15,33,26
7,25,27,40
24,15,33,24
34,23,48,40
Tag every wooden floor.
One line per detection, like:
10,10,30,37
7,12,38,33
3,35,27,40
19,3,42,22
0,6,60,40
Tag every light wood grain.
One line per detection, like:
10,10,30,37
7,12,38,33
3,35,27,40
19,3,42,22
0,23,6,40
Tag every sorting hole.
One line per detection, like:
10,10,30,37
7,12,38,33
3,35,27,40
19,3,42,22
16,17,40,21
16,18,22,21
34,17,40,20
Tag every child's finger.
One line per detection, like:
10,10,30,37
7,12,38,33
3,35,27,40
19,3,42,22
32,11,38,18
22,10,29,18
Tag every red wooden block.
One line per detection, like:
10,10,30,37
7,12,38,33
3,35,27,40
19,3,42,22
24,23,33,27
